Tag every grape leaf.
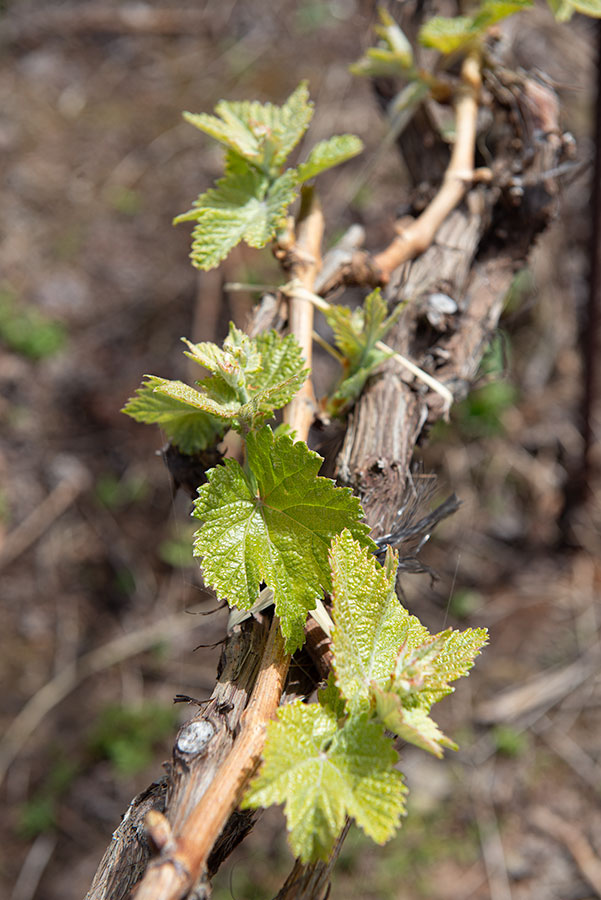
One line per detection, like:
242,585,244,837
415,627,489,706
419,0,532,52
182,107,261,162
350,8,414,77
243,701,407,862
175,164,298,270
330,530,487,751
371,691,457,757
472,0,533,29
325,289,403,415
318,673,347,720
565,0,601,14
156,334,307,433
182,82,314,171
184,324,308,409
330,531,430,710
123,328,307,449
183,322,262,389
153,378,239,419
121,376,225,454
297,135,363,183
418,15,476,53
193,427,375,651
370,627,488,755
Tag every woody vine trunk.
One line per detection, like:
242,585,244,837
85,47,567,900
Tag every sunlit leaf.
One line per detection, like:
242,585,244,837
418,15,476,53
330,531,429,710
243,702,407,861
121,376,225,453
175,164,298,270
193,428,374,651
565,0,601,15
297,135,363,183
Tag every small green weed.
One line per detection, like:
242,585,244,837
0,289,67,360
105,185,143,216
95,471,148,510
158,525,197,568
17,756,79,838
449,588,485,619
87,702,178,777
455,380,518,439
492,725,529,757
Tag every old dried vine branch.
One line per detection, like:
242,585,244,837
132,190,324,900
373,50,482,278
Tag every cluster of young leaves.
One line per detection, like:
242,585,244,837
546,0,601,20
323,288,403,416
419,0,533,55
175,82,363,270
360,0,601,65
350,1,533,147
243,531,488,862
122,324,308,454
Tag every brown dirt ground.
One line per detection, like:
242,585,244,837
1,3,599,900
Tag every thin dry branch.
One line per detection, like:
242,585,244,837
0,461,91,570
131,190,325,900
373,50,482,279
134,623,288,900
0,589,211,789
88,52,567,900
530,807,601,898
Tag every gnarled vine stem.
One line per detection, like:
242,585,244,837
132,188,324,900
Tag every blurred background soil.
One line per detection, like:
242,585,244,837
0,2,599,899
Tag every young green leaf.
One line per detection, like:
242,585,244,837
370,627,488,755
182,82,314,172
183,322,262,389
123,329,307,450
243,701,407,862
419,0,532,53
472,0,533,30
153,378,239,419
325,289,403,415
177,84,363,269
330,531,487,754
156,332,307,433
175,165,298,270
121,376,225,454
297,135,363,183
318,673,347,720
182,107,261,162
564,0,601,14
418,15,477,53
415,626,489,707
330,531,430,710
193,427,375,651
371,692,457,757
350,8,414,77
184,323,307,410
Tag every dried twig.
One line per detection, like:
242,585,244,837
132,187,325,900
474,646,601,725
0,592,213,788
0,461,91,570
373,50,482,279
471,765,512,900
10,834,57,900
531,806,601,898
